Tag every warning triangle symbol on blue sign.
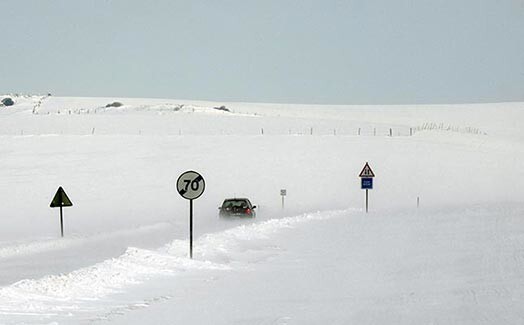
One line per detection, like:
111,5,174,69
50,187,73,208
359,162,375,178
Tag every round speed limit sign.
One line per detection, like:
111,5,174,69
177,171,205,200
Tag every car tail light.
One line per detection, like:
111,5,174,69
245,208,251,215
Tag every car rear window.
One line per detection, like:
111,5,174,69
222,199,249,208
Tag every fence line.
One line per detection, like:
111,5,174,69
2,123,488,137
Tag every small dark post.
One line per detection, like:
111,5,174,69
60,206,64,237
189,199,193,259
417,196,420,208
310,127,313,135
366,189,369,213
280,189,287,209
389,128,392,137
261,128,264,135
358,128,361,136
410,128,413,136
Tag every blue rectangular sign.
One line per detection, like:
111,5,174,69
361,178,373,189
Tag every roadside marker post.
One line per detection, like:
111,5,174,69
280,189,287,209
359,162,375,213
177,171,206,259
50,187,73,237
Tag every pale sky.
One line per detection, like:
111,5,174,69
1,0,523,104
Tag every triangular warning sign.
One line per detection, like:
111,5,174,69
50,187,73,208
359,162,375,178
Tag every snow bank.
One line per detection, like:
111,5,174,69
166,209,350,263
0,247,228,317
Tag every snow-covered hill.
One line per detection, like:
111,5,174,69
0,96,523,324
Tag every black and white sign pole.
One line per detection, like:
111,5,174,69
281,189,287,209
177,171,205,259
359,162,375,213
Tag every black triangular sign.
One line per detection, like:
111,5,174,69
50,187,73,208
359,162,375,177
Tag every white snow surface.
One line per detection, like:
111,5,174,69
0,95,523,324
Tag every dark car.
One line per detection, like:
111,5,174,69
219,198,256,218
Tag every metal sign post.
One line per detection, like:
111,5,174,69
359,163,375,213
189,199,193,257
177,171,205,259
280,189,287,209
50,186,73,237
60,206,63,237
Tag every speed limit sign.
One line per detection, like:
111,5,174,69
176,170,205,259
177,171,205,200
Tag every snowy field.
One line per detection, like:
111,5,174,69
0,94,523,324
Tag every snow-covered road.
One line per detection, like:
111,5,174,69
1,206,523,324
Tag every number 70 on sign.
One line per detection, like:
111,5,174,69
177,171,206,200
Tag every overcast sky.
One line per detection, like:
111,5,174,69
1,0,523,104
